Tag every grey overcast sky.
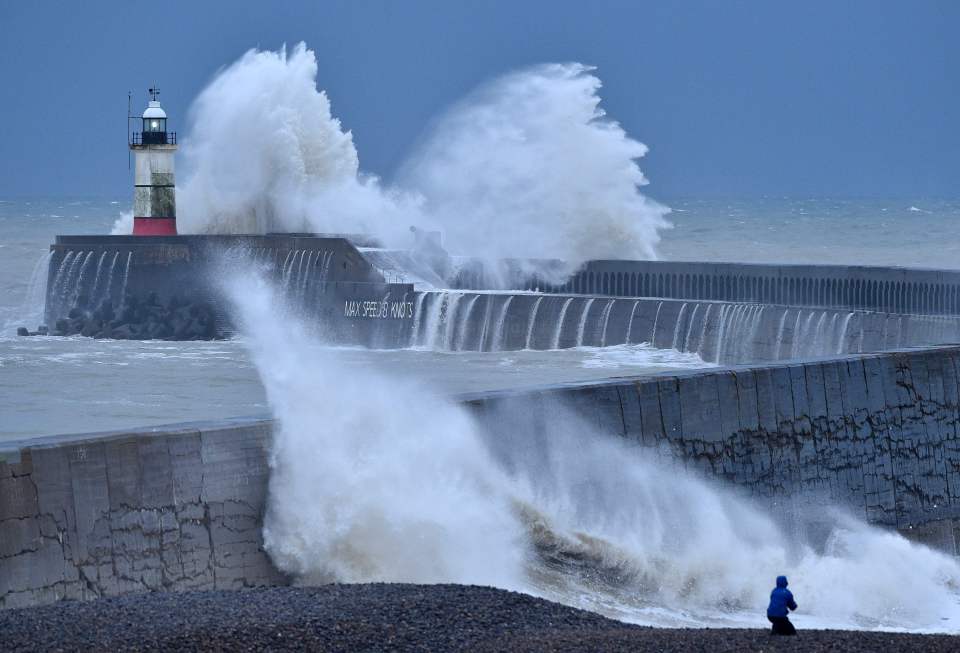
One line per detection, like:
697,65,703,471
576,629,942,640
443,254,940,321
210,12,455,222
0,1,957,199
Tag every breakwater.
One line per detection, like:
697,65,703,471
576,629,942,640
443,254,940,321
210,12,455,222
454,259,960,316
412,291,960,363
41,236,414,346
4,345,960,609
37,244,960,361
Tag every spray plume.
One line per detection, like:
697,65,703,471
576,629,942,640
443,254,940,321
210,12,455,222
400,63,671,265
225,271,960,631
223,270,526,586
175,44,418,242
119,44,670,271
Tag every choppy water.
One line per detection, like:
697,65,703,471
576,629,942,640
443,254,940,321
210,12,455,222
3,197,959,441
0,336,705,440
4,197,960,633
660,197,960,268
0,198,713,441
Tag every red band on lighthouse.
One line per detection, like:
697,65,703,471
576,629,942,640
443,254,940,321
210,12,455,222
133,217,178,236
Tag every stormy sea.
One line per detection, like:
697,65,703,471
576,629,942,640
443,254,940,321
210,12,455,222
3,45,960,635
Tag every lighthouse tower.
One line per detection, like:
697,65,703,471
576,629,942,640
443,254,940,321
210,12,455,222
130,88,178,235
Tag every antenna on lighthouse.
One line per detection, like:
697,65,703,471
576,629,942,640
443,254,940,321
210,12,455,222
127,91,132,170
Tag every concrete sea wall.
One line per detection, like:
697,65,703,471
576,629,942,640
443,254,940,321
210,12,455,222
5,346,960,609
473,346,960,541
43,246,960,351
0,418,284,609
42,235,415,346
413,291,960,364
455,259,960,316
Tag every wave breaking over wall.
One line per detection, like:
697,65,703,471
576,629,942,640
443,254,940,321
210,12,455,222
224,273,527,587
117,44,669,272
220,274,960,631
397,62,670,267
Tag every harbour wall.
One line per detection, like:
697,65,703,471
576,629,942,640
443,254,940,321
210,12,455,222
454,259,960,316
4,345,960,609
43,236,415,346
413,291,960,364
40,243,960,359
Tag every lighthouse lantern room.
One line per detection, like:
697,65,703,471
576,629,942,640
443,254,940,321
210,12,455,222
130,87,178,235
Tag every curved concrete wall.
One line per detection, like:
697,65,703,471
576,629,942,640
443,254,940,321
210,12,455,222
42,236,415,346
468,346,960,539
5,346,960,609
45,235,383,324
455,260,960,316
413,291,960,364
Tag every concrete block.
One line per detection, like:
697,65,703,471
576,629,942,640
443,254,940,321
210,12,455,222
788,365,811,435
789,366,817,478
822,361,847,426
0,475,38,521
716,371,740,440
678,375,702,440
637,380,665,447
617,383,644,443
104,438,142,510
29,446,77,574
879,355,904,439
139,436,174,509
770,367,795,438
0,543,67,598
733,369,759,432
168,430,203,505
754,368,777,434
803,363,829,436
843,360,871,440
657,378,683,441
200,426,270,506
68,441,112,562
594,385,627,437
0,515,40,558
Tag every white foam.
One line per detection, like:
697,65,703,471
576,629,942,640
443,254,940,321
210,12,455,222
169,44,668,270
398,63,671,270
225,272,960,633
225,273,527,587
577,343,709,369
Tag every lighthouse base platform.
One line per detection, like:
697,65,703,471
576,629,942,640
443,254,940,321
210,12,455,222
43,234,414,347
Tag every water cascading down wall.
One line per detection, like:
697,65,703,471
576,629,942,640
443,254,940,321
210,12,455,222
409,291,960,363
42,241,960,362
405,258,960,363
43,235,415,345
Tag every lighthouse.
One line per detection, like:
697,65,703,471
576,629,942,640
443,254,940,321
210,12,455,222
129,88,178,235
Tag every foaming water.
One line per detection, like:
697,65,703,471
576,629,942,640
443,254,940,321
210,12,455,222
496,409,960,631
225,273,527,587
0,335,712,441
226,274,960,633
576,343,706,370
398,63,670,269
169,44,417,242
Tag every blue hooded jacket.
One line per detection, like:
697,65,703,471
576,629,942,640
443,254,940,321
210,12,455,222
767,576,798,617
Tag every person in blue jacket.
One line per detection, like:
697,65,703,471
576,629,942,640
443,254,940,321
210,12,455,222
767,575,798,635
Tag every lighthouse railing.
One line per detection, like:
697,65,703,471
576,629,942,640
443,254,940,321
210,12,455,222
130,132,177,146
